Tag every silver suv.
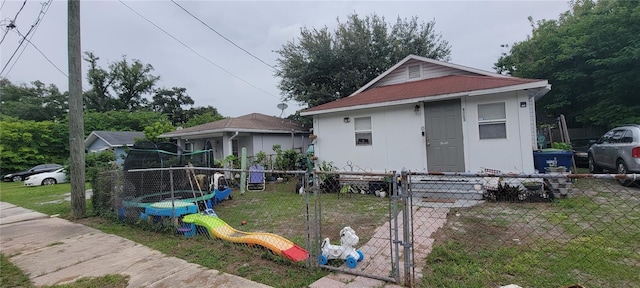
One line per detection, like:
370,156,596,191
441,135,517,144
588,124,640,186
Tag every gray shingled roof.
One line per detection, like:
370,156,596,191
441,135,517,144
85,131,145,148
160,113,308,138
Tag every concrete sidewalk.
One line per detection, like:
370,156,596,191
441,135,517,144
1,200,456,288
0,202,270,287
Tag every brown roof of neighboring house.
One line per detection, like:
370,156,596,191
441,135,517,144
303,75,543,113
160,113,308,138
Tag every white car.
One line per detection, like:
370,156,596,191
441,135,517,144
24,168,68,186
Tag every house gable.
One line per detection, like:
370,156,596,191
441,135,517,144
301,55,549,116
350,54,510,96
85,131,145,151
371,58,481,88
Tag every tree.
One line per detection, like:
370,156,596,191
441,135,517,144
150,87,194,126
110,56,159,110
84,52,117,112
275,13,451,108
184,106,224,127
143,121,175,143
495,0,640,128
0,78,68,121
82,110,172,136
83,53,160,111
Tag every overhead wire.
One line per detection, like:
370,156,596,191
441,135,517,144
1,0,52,77
12,0,27,22
0,0,27,45
170,0,276,71
118,0,281,100
12,28,67,78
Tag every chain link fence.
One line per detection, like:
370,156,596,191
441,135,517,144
91,166,640,287
311,170,399,283
406,171,640,288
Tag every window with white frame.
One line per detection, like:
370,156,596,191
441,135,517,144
185,141,193,152
478,102,507,139
354,117,373,146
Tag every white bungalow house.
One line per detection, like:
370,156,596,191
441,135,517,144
158,113,311,165
85,131,146,165
300,55,551,174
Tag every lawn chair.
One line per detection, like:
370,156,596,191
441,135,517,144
247,164,266,191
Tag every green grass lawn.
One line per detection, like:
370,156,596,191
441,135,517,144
0,181,92,217
2,175,638,288
422,177,640,288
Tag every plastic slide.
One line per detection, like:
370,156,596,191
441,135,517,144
182,212,309,262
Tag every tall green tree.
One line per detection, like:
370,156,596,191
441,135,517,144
83,53,160,111
110,56,160,110
184,106,224,127
150,87,194,126
495,0,640,128
84,52,117,112
275,13,451,108
0,78,68,121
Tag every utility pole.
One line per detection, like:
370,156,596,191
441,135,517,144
68,0,85,218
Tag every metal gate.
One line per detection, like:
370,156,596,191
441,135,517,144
311,170,405,284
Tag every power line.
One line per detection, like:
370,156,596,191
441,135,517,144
12,0,27,22
170,0,276,71
12,28,67,77
118,0,280,99
0,0,27,45
1,0,51,77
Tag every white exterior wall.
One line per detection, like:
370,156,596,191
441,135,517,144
312,104,425,172
178,133,309,161
313,92,537,174
249,134,309,154
462,91,537,173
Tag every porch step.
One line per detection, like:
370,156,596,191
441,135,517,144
409,176,484,200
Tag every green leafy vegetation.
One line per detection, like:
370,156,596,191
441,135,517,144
275,12,451,108
495,0,640,128
551,142,573,151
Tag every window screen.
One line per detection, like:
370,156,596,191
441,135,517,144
354,117,372,146
478,102,506,139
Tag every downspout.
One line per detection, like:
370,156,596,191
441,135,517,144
227,131,239,159
226,131,239,179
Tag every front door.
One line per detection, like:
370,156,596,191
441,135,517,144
424,99,465,172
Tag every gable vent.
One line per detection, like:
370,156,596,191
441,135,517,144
408,65,421,79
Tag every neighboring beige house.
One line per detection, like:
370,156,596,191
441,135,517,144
301,54,551,174
158,113,311,162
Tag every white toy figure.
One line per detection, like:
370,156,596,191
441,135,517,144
318,226,364,268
